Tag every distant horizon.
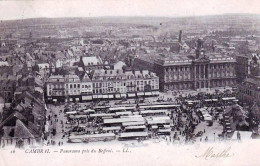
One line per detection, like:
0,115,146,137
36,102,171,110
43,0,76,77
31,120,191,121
1,0,260,21
1,13,260,22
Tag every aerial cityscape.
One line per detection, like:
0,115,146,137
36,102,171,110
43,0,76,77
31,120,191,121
1,14,260,148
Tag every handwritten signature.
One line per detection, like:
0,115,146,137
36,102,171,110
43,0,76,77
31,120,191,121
195,146,234,160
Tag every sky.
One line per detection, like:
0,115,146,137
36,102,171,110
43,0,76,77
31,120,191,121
0,0,260,20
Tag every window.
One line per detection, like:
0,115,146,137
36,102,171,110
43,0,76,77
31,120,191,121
70,84,72,88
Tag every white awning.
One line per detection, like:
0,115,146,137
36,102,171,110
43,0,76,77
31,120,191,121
103,95,109,99
127,93,136,97
82,96,92,101
75,98,79,101
145,92,152,96
97,95,103,98
153,91,159,95
109,94,114,98
137,92,145,96
69,98,73,101
115,94,121,98
121,94,127,98
53,99,57,102
93,95,98,99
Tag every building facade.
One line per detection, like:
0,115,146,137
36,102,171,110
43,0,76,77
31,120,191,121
91,69,159,99
45,69,159,102
0,80,16,103
236,55,251,83
238,76,260,105
46,75,66,102
154,38,237,91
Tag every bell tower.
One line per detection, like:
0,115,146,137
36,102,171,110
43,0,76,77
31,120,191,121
195,38,205,59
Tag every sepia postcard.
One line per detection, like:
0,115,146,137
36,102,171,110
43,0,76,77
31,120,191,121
0,0,260,165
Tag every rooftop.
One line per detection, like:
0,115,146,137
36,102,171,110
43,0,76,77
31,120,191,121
82,56,103,66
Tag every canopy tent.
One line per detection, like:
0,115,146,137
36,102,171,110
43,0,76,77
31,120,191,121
69,133,115,139
104,117,145,124
109,106,135,111
102,126,121,131
83,109,95,113
125,125,146,130
158,128,171,132
122,121,145,126
65,111,77,115
90,113,115,117
115,111,133,116
222,97,236,101
119,132,148,138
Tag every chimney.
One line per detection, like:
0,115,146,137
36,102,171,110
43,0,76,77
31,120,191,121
178,30,182,43
212,40,215,52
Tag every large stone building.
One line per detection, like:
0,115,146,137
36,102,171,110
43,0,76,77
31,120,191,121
153,38,237,91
